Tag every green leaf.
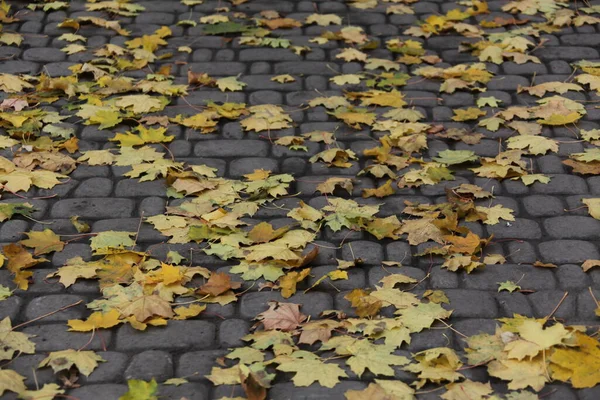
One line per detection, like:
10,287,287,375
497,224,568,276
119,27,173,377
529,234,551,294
203,22,250,35
433,150,478,165
477,96,502,108
0,202,34,222
119,379,158,400
498,280,521,293
90,231,136,254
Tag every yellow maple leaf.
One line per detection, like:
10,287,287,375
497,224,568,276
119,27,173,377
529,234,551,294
68,309,123,331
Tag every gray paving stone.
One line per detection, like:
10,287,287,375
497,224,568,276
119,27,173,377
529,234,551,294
309,264,366,291
158,383,209,400
443,290,498,318
125,350,173,381
577,289,600,320
544,216,600,239
74,177,113,197
539,240,599,264
10,354,56,388
24,294,87,322
68,384,128,400
218,319,250,348
529,290,576,320
522,195,564,217
341,240,384,265
23,324,112,351
51,198,135,219
269,382,367,400
194,140,269,157
239,291,333,319
532,174,588,194
0,296,22,321
80,352,129,384
229,157,279,177
22,47,65,62
429,265,460,288
114,179,167,197
115,321,215,351
461,264,555,291
486,218,542,240
176,349,227,381
496,292,533,317
0,220,29,242
188,62,246,75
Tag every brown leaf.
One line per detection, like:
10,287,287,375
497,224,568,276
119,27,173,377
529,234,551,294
198,272,241,297
563,159,600,175
344,289,382,318
248,222,289,244
582,260,600,272
256,301,307,331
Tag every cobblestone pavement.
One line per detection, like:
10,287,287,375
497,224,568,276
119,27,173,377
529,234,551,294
1,0,600,399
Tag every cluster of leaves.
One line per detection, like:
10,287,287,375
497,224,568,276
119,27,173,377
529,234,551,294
208,291,452,398
0,0,600,398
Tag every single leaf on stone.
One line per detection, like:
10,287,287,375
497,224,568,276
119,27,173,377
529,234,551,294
316,177,354,195
518,82,583,97
271,74,295,83
399,218,444,245
498,280,521,293
404,347,463,389
441,380,493,400
197,272,241,296
488,358,549,391
0,369,26,397
90,231,136,254
115,95,166,114
345,381,413,400
305,13,342,26
77,150,116,166
452,108,486,121
336,48,368,62
506,121,542,136
39,349,105,376
20,229,64,255
0,285,11,300
477,96,502,108
119,379,158,400
120,294,174,322
216,76,246,92
582,198,600,220
550,332,600,388
476,204,516,225
256,301,307,331
173,304,206,320
0,317,36,361
582,259,600,272
274,352,348,388
331,74,363,85
433,150,478,165
337,339,410,377
507,135,558,155
0,202,34,222
362,179,395,198
19,383,65,400
279,268,310,298
68,309,123,331
521,174,551,185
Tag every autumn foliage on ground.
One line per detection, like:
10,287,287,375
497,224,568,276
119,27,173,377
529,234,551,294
1,0,600,399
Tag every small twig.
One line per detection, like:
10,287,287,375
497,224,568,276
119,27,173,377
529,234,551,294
544,291,569,321
435,318,467,338
78,329,96,351
589,287,599,308
11,300,83,330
